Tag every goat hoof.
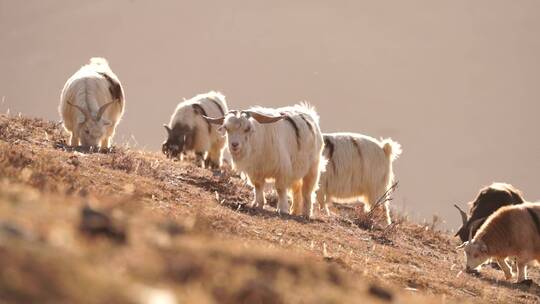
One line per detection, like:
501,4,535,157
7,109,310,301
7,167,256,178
207,161,220,170
250,202,263,210
465,269,480,277
277,209,289,216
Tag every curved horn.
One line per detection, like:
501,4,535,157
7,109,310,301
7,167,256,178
97,101,115,121
164,125,172,136
467,217,485,241
67,100,91,122
242,111,285,124
454,204,468,225
202,115,225,125
456,242,468,250
454,227,463,238
202,110,240,125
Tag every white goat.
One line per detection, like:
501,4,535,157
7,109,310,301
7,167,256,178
204,103,324,217
317,133,402,224
59,57,125,149
162,91,228,168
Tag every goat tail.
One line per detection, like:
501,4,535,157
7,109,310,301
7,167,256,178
297,101,320,124
89,57,109,66
382,138,402,162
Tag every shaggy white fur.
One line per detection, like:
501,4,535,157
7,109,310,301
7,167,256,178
59,57,125,148
317,133,402,224
164,91,228,167
218,103,324,217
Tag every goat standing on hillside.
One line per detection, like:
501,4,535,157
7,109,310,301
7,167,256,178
457,203,540,283
454,182,525,243
162,91,228,169
59,57,125,150
316,133,401,225
203,103,324,217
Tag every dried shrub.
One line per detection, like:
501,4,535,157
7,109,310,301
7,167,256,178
352,182,399,231
0,148,34,169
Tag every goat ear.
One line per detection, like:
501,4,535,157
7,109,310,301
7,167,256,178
244,124,254,134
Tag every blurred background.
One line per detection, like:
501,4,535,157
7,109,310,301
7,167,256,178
1,0,539,230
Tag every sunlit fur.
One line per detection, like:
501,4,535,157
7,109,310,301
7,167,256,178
317,133,401,225
59,57,125,148
223,103,324,217
164,91,228,167
462,203,540,282
455,182,525,243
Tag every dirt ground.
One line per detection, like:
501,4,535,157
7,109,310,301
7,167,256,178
0,113,539,303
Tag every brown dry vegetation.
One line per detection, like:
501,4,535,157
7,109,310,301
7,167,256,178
0,113,539,304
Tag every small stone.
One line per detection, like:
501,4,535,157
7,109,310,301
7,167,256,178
368,284,393,302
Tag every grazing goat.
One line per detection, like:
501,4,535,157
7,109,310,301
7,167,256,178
454,183,525,242
203,103,324,217
316,133,401,225
162,91,228,169
457,203,540,283
59,57,125,149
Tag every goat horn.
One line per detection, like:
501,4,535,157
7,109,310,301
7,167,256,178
467,217,485,241
242,111,285,124
202,115,225,125
67,100,91,122
454,204,468,225
97,101,115,121
202,110,243,125
456,242,468,250
164,125,172,136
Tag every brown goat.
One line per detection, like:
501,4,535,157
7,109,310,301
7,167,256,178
457,203,540,283
454,183,524,242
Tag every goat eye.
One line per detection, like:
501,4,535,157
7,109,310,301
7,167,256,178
85,130,90,135
244,126,251,133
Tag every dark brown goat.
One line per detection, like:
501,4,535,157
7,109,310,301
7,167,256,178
454,183,525,242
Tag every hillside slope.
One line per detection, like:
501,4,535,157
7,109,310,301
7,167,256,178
0,114,538,304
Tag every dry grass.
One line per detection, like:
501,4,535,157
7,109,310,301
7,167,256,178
0,113,539,303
